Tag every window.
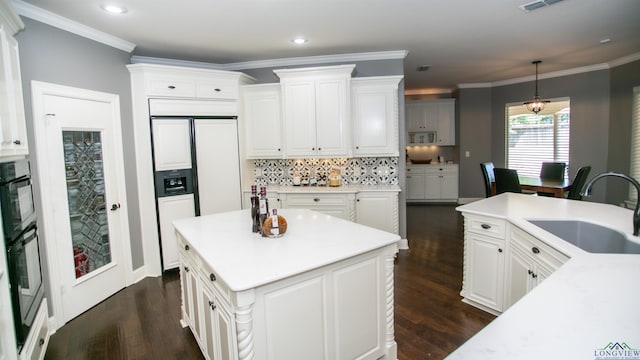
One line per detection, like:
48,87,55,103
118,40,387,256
628,87,640,204
506,100,570,178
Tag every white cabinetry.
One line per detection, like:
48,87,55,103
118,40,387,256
151,118,192,171
406,164,458,202
406,99,455,146
461,214,506,314
504,225,569,309
0,7,28,158
355,191,399,234
351,76,402,157
279,192,356,221
275,65,354,157
242,84,282,158
158,194,195,271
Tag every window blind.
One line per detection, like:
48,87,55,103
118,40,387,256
629,87,640,202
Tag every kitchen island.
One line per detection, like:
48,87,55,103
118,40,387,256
173,208,400,360
450,193,640,359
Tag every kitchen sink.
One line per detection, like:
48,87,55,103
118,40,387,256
528,220,640,254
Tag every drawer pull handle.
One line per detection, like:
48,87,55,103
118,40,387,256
14,140,21,145
480,224,491,230
313,198,320,202
209,300,216,310
184,244,189,251
214,88,221,92
210,273,216,282
168,85,176,89
531,247,540,254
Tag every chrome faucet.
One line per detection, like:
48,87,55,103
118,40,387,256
581,172,640,236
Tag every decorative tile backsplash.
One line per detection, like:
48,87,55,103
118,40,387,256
254,157,399,186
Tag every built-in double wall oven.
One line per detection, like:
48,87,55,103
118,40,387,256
0,159,44,351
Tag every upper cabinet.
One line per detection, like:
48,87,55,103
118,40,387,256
0,4,28,158
242,83,282,158
406,99,455,146
274,65,354,158
351,76,402,157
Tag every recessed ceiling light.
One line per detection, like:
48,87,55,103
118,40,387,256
101,4,127,14
291,38,308,45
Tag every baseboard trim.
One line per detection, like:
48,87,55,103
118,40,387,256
398,238,409,250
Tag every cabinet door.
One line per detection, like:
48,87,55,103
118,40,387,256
352,80,398,157
421,103,439,132
215,300,237,360
315,78,350,157
181,257,201,334
0,28,28,157
282,80,317,157
158,194,195,270
201,286,219,360
424,173,441,199
436,101,455,145
504,244,534,310
440,172,459,199
406,173,426,200
151,119,192,171
194,119,242,215
406,103,425,132
356,192,398,234
465,232,504,312
243,85,282,158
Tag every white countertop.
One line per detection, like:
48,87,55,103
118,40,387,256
447,254,640,359
450,193,640,359
243,184,401,194
173,208,400,292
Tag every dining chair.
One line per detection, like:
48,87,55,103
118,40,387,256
540,162,566,180
566,166,592,200
480,162,495,197
493,168,522,194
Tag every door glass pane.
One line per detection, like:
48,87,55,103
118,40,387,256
62,131,111,279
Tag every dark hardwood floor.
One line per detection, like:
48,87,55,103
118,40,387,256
45,204,494,360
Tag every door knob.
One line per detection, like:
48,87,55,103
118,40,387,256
110,203,121,211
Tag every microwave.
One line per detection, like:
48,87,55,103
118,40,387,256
409,131,437,145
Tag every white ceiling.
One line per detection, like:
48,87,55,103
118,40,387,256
14,0,640,92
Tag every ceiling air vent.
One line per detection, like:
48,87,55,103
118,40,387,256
520,0,563,12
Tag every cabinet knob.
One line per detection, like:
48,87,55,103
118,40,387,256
313,198,320,202
168,85,176,89
532,272,538,278
318,147,322,151
210,273,216,282
312,147,315,151
531,247,540,254
277,148,281,151
184,244,189,251
39,338,45,346
480,224,491,230
13,140,21,145
209,300,216,310
184,266,190,272
498,248,503,253
214,88,221,92
355,146,359,149
528,269,533,275
357,199,360,202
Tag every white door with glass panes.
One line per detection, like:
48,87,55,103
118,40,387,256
31,81,131,326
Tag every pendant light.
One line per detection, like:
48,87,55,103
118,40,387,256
523,60,550,114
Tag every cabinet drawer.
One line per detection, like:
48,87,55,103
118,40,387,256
406,166,426,174
284,193,349,207
199,259,231,304
196,79,238,100
509,226,569,269
147,77,196,97
424,165,458,174
465,214,506,239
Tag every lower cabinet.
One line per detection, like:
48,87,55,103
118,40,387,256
242,189,400,234
178,231,397,360
461,213,570,314
503,226,569,310
407,164,458,201
158,194,195,271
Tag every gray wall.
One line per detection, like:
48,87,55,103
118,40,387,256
458,61,640,205
15,17,145,303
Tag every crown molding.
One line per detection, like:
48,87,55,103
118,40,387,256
404,88,453,95
457,52,640,89
133,51,408,71
11,0,135,53
0,0,24,34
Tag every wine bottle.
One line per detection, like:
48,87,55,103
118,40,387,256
269,209,280,236
250,185,259,233
258,186,269,236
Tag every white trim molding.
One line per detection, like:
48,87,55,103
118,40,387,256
11,0,135,53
